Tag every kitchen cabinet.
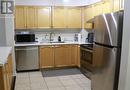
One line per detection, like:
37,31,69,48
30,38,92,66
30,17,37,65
54,45,71,67
93,2,103,17
26,7,37,29
15,6,51,29
0,54,13,90
40,46,54,68
52,7,67,28
113,0,120,12
70,45,78,66
84,5,94,29
37,7,51,28
15,6,27,29
15,6,83,29
77,45,80,67
67,7,82,28
102,1,111,13
39,45,79,69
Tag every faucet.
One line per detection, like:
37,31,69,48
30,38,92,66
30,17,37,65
50,32,55,41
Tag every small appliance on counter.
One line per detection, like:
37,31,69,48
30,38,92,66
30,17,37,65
15,33,36,43
74,34,82,42
86,32,94,43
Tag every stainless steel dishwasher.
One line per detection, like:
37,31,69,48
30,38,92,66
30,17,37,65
15,46,39,71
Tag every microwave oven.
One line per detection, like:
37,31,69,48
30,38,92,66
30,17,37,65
15,34,35,43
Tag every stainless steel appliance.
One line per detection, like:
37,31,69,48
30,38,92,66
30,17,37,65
15,33,35,43
92,11,124,90
80,44,93,78
86,33,94,43
15,46,39,71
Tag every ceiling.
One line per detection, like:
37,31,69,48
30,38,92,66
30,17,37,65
15,0,101,6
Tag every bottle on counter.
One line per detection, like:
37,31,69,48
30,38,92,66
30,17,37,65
58,36,61,42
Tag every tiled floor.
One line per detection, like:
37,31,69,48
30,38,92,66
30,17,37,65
15,69,91,90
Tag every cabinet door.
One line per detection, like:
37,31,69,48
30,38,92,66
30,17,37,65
67,7,82,28
52,7,67,28
54,45,71,67
102,1,111,14
40,46,54,68
37,7,51,28
0,67,7,90
15,6,26,29
26,7,37,29
8,54,13,86
113,0,120,12
93,3,103,17
84,6,94,29
120,0,124,10
77,45,80,67
5,62,10,90
70,45,78,66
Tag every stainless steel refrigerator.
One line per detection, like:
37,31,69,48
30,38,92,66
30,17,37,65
92,11,124,90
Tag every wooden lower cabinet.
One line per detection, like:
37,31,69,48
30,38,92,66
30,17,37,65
54,45,71,67
70,45,78,66
39,45,80,69
0,54,13,90
39,46,54,68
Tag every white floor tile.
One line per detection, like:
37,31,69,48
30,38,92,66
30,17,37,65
65,85,83,90
30,77,45,84
58,75,73,81
60,79,78,86
46,81,63,88
30,82,48,89
16,77,30,84
49,87,66,90
29,71,43,78
17,72,29,78
15,69,91,90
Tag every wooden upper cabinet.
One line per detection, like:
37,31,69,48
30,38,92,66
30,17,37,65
54,45,71,67
93,3,103,17
120,0,124,10
102,1,111,14
40,46,54,68
26,7,37,29
15,6,26,29
113,0,121,12
52,7,67,28
84,6,94,29
67,7,82,28
37,7,51,28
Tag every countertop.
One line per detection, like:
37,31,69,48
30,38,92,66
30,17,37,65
0,47,12,66
15,42,92,47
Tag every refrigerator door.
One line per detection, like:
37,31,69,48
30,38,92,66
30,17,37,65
94,11,123,46
92,44,117,90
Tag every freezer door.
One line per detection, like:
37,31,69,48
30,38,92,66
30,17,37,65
94,11,123,46
92,44,117,90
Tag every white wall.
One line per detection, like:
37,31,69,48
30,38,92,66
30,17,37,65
15,0,101,6
0,0,16,75
118,0,130,90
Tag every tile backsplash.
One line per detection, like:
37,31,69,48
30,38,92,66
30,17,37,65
15,29,89,43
